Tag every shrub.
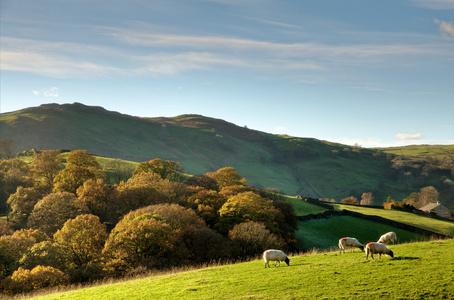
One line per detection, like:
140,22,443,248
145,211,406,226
229,221,285,259
1,266,69,295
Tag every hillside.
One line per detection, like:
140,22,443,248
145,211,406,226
1,103,454,207
25,239,454,299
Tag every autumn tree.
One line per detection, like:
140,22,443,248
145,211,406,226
54,214,107,267
66,150,101,170
53,150,105,194
133,158,184,181
341,196,359,205
77,179,121,224
180,226,231,264
103,212,177,271
416,186,439,208
27,192,90,236
360,192,374,206
53,165,98,194
185,174,219,191
0,229,48,279
19,241,73,271
1,265,69,295
206,167,248,189
7,186,47,230
116,172,167,216
31,150,62,187
0,159,33,213
229,221,285,259
217,191,278,235
271,200,298,245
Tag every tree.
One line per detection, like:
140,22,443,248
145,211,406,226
229,221,285,259
116,173,167,216
0,159,33,213
180,226,231,264
77,179,121,224
341,196,359,205
0,229,48,279
104,159,134,184
206,167,248,189
133,158,184,181
27,192,90,236
217,191,277,235
31,150,62,187
417,186,439,208
1,266,69,295
53,165,98,194
103,211,177,270
0,139,16,160
7,186,47,230
19,241,73,271
66,150,101,170
185,174,219,191
360,192,374,206
54,214,107,267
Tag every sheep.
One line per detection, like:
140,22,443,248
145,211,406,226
365,242,394,259
263,249,290,268
377,231,397,245
338,237,364,253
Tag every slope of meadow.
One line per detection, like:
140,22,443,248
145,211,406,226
25,239,454,300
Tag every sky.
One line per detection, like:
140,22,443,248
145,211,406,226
1,0,453,148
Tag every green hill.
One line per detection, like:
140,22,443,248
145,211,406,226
2,102,454,208
27,239,454,299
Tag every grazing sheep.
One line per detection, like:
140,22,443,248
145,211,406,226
338,237,365,253
365,242,394,259
377,232,397,245
263,249,290,268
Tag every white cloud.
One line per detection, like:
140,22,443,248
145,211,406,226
32,87,61,98
395,132,423,140
273,126,287,133
435,19,454,39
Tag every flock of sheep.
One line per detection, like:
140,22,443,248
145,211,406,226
263,231,396,268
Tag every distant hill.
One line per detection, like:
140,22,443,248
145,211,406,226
1,102,453,208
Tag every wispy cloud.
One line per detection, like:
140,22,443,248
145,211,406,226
435,19,454,39
395,132,424,140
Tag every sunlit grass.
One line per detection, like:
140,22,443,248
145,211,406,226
24,239,454,300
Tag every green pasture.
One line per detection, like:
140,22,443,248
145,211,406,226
333,204,454,237
27,239,454,300
281,196,327,216
295,216,428,251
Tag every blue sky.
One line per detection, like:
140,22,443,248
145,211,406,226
1,0,453,148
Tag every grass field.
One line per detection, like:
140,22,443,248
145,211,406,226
24,239,454,300
332,204,454,237
295,216,428,251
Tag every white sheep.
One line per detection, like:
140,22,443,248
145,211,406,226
365,242,394,259
377,232,397,245
263,249,290,268
338,237,365,253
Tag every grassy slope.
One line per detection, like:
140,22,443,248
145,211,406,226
28,239,454,300
332,204,454,237
5,103,454,205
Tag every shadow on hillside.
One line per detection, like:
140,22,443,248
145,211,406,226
392,256,420,261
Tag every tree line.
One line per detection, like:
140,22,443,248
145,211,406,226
0,150,298,295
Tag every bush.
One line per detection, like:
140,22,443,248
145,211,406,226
229,221,285,259
1,265,69,295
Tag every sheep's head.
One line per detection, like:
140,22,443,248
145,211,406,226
388,250,394,258
285,257,290,266
359,245,364,252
